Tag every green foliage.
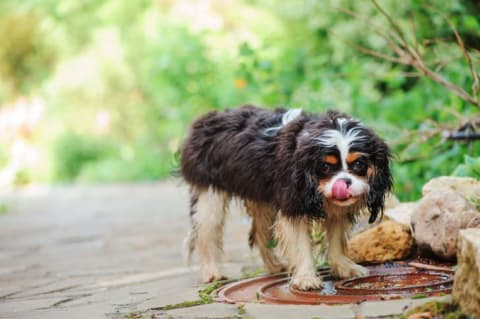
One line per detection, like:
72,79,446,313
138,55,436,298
0,0,478,199
0,9,54,99
453,155,480,178
53,132,114,182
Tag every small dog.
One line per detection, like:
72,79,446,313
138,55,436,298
180,105,392,290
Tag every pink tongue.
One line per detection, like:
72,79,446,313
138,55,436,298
332,179,350,200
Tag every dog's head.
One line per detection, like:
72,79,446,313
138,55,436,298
280,111,392,223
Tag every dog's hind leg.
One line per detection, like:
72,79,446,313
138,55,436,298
186,186,229,283
184,187,200,265
245,200,284,273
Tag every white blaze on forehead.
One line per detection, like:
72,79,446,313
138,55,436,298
315,118,366,169
336,117,349,129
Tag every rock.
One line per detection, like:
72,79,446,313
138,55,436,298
351,193,401,236
385,193,401,209
452,228,480,317
422,176,480,205
347,221,414,263
384,202,417,227
411,188,480,260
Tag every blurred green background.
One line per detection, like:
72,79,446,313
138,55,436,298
0,0,479,200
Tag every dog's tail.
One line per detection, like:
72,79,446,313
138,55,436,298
182,228,197,266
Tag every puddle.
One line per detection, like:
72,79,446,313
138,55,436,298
214,260,453,305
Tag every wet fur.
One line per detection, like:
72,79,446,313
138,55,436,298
181,105,392,289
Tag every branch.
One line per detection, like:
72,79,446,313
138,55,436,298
444,15,479,103
370,0,409,47
331,32,404,64
334,6,407,59
409,11,419,53
340,0,480,109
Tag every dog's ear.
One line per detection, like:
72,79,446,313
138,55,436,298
367,140,393,223
279,160,325,219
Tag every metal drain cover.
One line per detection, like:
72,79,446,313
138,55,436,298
215,261,453,305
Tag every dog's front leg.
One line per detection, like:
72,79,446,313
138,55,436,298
325,216,368,278
275,214,322,290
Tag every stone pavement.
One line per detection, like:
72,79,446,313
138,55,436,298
0,180,448,319
0,180,256,318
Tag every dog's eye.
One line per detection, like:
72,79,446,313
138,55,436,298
320,162,334,174
351,159,368,175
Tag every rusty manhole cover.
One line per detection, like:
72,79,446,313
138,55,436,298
215,261,453,305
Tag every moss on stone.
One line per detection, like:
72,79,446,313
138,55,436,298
401,301,467,319
159,281,226,310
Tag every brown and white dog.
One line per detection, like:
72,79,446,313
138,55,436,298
180,105,392,290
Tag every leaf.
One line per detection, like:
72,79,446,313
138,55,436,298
266,238,278,249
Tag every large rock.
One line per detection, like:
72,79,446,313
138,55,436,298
347,221,414,263
384,202,417,227
453,228,480,317
411,188,480,260
422,176,480,204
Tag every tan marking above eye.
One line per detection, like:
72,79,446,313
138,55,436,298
324,155,338,165
367,167,375,177
346,152,366,164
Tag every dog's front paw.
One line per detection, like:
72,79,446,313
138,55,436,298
202,272,227,283
290,275,323,290
331,260,368,279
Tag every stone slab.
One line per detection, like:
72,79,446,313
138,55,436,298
453,228,480,317
164,303,240,319
243,295,452,319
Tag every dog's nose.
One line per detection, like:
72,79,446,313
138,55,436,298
340,177,352,187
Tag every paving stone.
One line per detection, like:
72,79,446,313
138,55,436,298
0,297,70,317
164,303,240,319
358,295,452,317
244,303,355,319
243,295,453,319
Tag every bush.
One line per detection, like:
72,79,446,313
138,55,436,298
0,0,478,201
0,9,54,99
53,132,114,182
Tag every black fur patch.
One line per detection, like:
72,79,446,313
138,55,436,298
180,105,392,222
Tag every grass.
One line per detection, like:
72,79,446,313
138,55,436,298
237,304,245,315
156,281,225,311
123,313,143,319
241,266,266,279
410,293,428,299
160,299,206,310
